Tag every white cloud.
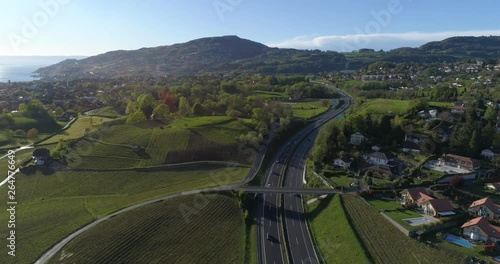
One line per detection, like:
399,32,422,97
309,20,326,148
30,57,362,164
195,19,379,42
267,30,500,52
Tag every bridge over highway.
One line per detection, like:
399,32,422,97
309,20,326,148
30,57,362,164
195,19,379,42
238,186,342,195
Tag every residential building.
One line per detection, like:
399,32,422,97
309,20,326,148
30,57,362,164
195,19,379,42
481,149,497,160
421,199,455,217
451,103,467,114
350,132,366,146
365,152,394,165
401,141,421,154
485,182,500,193
438,153,480,171
333,158,351,169
400,187,432,205
469,197,500,220
461,217,500,242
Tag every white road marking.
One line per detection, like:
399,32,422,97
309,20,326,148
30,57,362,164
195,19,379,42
296,237,299,245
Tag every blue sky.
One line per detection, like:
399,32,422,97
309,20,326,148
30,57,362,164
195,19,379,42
1,0,500,56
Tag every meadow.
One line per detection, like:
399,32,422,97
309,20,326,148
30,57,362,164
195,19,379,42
0,164,249,263
342,195,465,264
355,99,412,116
307,195,371,263
288,100,330,119
47,194,245,264
43,116,115,144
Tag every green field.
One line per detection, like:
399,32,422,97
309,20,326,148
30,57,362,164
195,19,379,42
251,90,288,100
307,195,371,263
87,106,122,117
43,116,115,144
48,194,245,264
0,165,249,263
342,195,465,264
356,99,412,115
288,100,330,119
365,198,422,231
65,116,254,169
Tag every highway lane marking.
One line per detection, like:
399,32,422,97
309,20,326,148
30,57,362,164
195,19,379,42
296,237,299,245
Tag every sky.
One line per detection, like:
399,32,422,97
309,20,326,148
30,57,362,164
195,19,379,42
1,0,500,56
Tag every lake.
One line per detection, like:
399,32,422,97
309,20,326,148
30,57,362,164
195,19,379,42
0,56,86,82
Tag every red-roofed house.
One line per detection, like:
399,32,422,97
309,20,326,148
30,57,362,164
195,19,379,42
461,217,500,242
438,153,480,171
421,199,455,217
469,197,500,220
400,187,432,205
485,182,500,192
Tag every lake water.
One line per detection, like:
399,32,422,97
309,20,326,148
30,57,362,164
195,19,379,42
0,56,86,82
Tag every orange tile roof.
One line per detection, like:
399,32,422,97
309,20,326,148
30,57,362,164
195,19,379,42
470,197,500,213
461,217,500,239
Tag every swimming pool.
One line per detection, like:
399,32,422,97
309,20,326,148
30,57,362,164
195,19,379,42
445,235,473,248
403,217,430,226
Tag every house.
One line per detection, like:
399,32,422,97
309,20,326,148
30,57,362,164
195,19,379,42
333,158,351,169
365,152,394,165
366,164,398,178
400,187,432,205
405,133,428,144
421,199,455,217
32,148,50,166
461,217,500,242
451,103,467,114
481,149,497,160
485,182,500,193
469,197,500,220
131,145,142,152
438,153,480,171
371,145,382,152
58,112,76,122
401,141,421,154
350,132,366,146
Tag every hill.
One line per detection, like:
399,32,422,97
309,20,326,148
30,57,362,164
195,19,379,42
36,36,500,79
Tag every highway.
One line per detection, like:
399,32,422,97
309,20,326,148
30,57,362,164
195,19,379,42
258,83,353,264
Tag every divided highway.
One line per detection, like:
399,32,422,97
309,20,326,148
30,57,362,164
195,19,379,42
258,85,353,264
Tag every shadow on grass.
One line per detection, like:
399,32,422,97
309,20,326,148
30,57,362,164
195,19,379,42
22,166,56,176
307,195,334,222
135,149,151,159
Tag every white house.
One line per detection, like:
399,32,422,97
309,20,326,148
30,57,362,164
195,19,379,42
333,158,351,168
365,152,394,165
481,149,497,160
350,132,366,146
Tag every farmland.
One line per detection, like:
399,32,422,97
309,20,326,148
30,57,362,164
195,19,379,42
48,194,245,264
0,165,249,263
365,198,422,231
342,195,465,264
307,195,371,263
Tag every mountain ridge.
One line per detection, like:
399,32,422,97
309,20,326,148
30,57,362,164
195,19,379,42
35,35,500,80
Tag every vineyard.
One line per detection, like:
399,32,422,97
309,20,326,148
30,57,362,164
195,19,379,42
48,194,245,264
341,195,465,264
0,165,249,263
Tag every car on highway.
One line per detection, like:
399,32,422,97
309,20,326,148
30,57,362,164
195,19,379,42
272,171,280,176
266,233,271,240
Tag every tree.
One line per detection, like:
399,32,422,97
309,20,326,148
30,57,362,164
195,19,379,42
26,128,39,138
125,101,137,115
18,103,27,113
192,102,203,116
137,93,156,118
178,97,191,117
152,104,170,119
337,131,347,148
484,105,498,123
26,99,48,118
54,106,64,116
126,110,147,124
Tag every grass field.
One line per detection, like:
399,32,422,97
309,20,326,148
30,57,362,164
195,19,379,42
43,116,114,144
342,195,465,264
87,106,122,117
64,116,255,169
356,99,412,115
288,100,330,119
307,195,371,263
366,198,422,231
0,164,249,263
251,90,288,100
48,194,245,264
